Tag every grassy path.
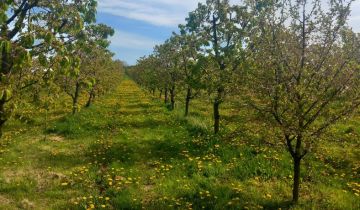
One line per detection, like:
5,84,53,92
0,80,194,209
0,79,359,210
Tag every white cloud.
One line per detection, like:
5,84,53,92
99,0,360,30
98,0,204,27
110,29,161,50
102,0,359,64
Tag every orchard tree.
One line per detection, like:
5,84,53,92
131,55,162,97
87,57,123,105
144,52,172,104
185,0,251,133
154,40,182,110
84,50,118,108
246,0,359,203
101,59,124,94
0,0,97,137
174,27,206,116
58,23,114,114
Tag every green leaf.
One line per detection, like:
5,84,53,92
1,89,12,101
44,32,53,44
39,54,48,66
61,56,70,68
1,40,11,54
21,34,35,48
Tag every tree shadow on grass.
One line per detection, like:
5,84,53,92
46,113,169,139
85,137,186,167
115,118,169,130
141,182,293,210
142,138,184,162
124,103,158,110
34,150,87,169
222,114,243,123
119,109,163,116
85,141,138,166
261,200,293,210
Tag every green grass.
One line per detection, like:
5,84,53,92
0,79,359,209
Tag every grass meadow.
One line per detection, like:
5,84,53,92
0,79,359,209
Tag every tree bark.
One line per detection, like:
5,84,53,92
85,88,95,108
170,85,176,110
164,88,169,104
213,88,223,134
72,82,80,114
292,157,301,203
0,48,11,138
185,87,191,117
286,134,305,203
0,101,7,138
213,100,220,134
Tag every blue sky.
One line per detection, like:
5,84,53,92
96,0,360,65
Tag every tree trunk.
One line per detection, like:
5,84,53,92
85,88,95,108
170,85,175,110
185,87,191,117
72,82,81,114
0,49,10,139
292,157,301,203
0,101,7,138
286,134,305,203
164,88,169,104
0,119,5,139
213,88,223,134
213,100,220,134
159,89,163,99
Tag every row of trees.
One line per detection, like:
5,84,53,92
0,1,123,136
128,0,360,203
